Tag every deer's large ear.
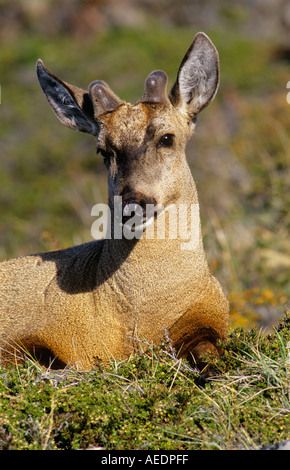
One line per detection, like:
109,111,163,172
36,59,98,135
170,33,220,119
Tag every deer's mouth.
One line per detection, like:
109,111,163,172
121,200,164,232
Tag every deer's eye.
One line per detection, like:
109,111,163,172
157,133,174,148
97,148,113,166
98,148,111,159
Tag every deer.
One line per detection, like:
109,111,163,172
0,32,229,370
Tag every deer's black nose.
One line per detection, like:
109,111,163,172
120,186,157,209
119,187,157,226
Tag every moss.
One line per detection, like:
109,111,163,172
0,314,289,450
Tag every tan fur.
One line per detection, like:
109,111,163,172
0,33,229,369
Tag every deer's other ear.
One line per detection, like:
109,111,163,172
170,32,220,119
36,60,98,135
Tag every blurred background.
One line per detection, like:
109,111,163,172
0,0,289,329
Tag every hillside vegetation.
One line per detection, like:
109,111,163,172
0,314,289,450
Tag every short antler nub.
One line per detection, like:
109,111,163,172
89,81,122,118
141,70,169,104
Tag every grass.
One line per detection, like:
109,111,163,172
0,313,289,450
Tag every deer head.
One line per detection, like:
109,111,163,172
37,33,219,234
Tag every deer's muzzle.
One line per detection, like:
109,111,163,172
120,189,159,230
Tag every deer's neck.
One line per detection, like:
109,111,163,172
94,184,209,346
99,176,207,282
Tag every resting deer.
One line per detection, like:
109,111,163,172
0,33,229,370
